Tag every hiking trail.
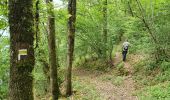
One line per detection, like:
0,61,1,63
71,52,138,100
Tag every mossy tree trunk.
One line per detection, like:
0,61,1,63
8,0,35,100
66,0,77,96
46,0,59,99
35,0,40,48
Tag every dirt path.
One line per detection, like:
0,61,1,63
73,52,138,100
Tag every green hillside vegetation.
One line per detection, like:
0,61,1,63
0,0,170,99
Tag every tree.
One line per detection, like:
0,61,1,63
134,0,169,62
46,0,59,99
35,0,40,48
66,0,77,96
8,0,35,99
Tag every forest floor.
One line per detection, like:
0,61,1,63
61,52,142,100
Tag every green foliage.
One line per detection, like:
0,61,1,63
117,62,124,70
0,0,170,99
100,75,124,86
134,59,170,87
112,76,124,86
123,17,152,54
0,1,9,99
0,37,9,99
0,0,7,30
153,61,170,83
77,57,111,71
136,82,170,99
74,0,125,60
33,61,48,98
160,61,170,71
154,70,170,83
72,78,101,100
115,62,128,76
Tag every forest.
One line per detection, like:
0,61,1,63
0,0,170,100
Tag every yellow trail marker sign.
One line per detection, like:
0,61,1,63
18,49,27,60
19,49,27,55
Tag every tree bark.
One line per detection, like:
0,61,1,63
66,0,77,96
35,0,40,48
8,0,35,100
46,0,59,99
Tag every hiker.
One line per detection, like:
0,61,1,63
122,40,130,61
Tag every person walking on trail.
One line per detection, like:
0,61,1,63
122,40,130,61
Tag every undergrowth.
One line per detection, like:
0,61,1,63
100,75,124,86
76,58,112,72
133,58,170,99
136,81,170,99
70,76,101,100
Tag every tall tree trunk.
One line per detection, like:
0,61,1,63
46,0,59,99
103,0,108,59
66,0,77,96
8,0,35,100
35,0,40,48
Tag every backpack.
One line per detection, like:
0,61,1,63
123,45,128,51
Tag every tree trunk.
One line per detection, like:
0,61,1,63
35,0,40,48
66,0,77,96
103,0,108,59
46,0,59,99
8,0,35,100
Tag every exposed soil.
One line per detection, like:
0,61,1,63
72,52,139,100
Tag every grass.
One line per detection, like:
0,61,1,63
60,75,101,100
72,80,101,100
59,79,101,100
112,76,125,86
136,81,170,100
100,74,125,86
132,57,170,99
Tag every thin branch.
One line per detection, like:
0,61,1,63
135,0,158,44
